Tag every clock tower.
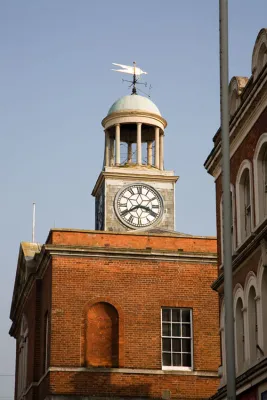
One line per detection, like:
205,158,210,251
92,94,178,232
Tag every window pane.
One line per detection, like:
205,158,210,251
182,324,191,337
172,324,181,337
162,309,171,322
172,338,181,352
162,338,171,352
162,352,171,366
173,353,182,366
182,339,191,353
172,309,181,322
182,353,192,367
162,323,171,336
182,309,191,322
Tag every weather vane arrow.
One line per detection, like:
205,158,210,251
111,61,148,95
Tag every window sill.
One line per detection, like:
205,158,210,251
162,366,192,371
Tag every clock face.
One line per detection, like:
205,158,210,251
115,183,163,228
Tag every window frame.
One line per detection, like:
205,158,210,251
161,307,193,371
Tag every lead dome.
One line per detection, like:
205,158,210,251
108,95,161,116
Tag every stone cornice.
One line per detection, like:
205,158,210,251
49,366,218,377
44,244,217,264
92,170,179,196
9,250,51,337
46,227,217,241
204,65,267,177
102,110,167,129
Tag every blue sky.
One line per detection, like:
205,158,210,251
0,0,266,395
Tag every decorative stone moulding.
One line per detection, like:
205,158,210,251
228,76,249,117
252,28,267,80
102,110,167,131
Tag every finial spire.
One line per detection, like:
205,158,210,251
32,202,36,243
111,61,148,95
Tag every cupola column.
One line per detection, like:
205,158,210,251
115,124,121,166
104,130,110,167
127,143,132,163
147,141,153,165
155,127,160,168
159,131,164,170
137,122,142,165
110,138,115,166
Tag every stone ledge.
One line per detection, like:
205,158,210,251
49,366,218,377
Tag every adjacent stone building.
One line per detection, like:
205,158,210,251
205,28,267,400
10,91,220,399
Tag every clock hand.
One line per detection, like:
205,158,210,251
140,205,158,217
121,205,139,216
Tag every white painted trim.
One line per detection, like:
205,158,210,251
235,160,254,246
253,133,267,226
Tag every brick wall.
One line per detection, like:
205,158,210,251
13,230,219,400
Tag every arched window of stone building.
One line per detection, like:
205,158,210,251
17,315,28,396
243,171,251,237
220,301,226,380
248,286,258,364
261,268,267,355
86,302,119,367
236,162,253,244
253,134,267,225
235,298,245,373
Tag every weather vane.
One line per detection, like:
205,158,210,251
112,61,151,96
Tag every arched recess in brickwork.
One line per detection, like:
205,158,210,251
252,29,267,80
86,302,118,367
253,133,267,226
233,285,245,373
81,298,124,368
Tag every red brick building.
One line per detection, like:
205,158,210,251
205,29,267,400
10,90,220,400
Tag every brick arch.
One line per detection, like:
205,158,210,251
80,297,124,367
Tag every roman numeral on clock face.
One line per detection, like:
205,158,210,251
121,208,129,216
115,184,163,228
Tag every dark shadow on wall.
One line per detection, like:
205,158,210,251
70,371,152,399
